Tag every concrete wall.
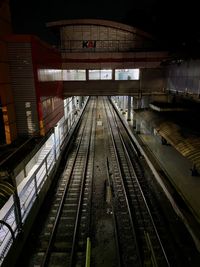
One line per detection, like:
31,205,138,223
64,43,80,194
167,59,200,96
140,68,166,93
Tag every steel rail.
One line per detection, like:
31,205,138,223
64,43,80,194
108,97,170,266
106,157,122,267
103,97,143,267
118,125,170,266
40,102,93,267
69,99,95,266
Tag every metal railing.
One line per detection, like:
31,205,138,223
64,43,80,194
0,97,90,265
0,140,58,264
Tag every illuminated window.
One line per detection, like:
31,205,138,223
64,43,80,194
38,69,62,81
62,70,86,80
100,69,112,80
89,69,112,80
89,70,100,80
115,69,140,80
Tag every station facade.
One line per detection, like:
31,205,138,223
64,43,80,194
47,19,169,96
1,13,200,172
0,3,200,266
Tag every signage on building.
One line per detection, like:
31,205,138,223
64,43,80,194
82,40,96,48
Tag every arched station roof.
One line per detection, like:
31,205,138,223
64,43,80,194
46,18,154,41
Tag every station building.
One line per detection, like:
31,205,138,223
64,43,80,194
47,19,169,96
5,34,64,137
0,1,200,266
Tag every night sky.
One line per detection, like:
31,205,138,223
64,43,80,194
10,0,200,55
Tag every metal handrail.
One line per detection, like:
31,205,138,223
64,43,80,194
0,220,15,241
0,98,90,266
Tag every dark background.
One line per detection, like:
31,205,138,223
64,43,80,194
10,0,200,55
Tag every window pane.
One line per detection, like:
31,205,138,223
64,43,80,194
89,69,112,80
62,70,86,80
38,69,62,81
89,70,100,80
115,69,139,80
100,69,112,80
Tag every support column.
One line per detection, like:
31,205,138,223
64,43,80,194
132,97,137,129
72,96,76,110
122,96,126,114
79,96,83,109
141,96,149,109
127,96,131,121
137,97,141,109
119,96,122,110
112,69,115,80
117,96,120,109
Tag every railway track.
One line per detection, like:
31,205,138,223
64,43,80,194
103,97,170,266
26,98,96,266
16,96,198,267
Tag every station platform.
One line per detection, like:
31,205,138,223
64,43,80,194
138,133,200,224
112,101,200,251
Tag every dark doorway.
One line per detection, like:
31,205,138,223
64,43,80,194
0,97,6,144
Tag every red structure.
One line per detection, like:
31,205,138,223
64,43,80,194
5,35,64,136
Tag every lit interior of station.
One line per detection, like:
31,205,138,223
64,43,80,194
0,2,200,266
